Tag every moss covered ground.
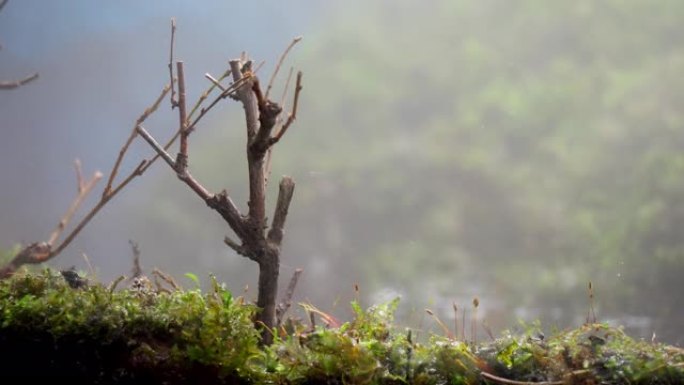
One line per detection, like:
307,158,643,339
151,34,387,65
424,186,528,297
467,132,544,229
0,270,682,384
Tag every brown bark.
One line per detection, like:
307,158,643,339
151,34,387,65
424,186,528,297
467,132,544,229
140,46,303,345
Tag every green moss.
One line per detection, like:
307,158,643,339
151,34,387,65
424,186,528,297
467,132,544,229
0,270,682,384
0,269,258,383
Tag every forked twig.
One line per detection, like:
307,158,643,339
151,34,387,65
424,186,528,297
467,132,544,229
47,165,102,246
269,71,303,145
186,73,253,134
0,83,172,279
265,36,302,99
188,67,232,119
104,83,170,197
264,67,295,186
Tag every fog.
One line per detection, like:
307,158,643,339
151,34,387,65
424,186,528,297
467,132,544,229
2,1,682,345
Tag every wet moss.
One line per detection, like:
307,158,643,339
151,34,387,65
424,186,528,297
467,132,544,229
0,270,682,384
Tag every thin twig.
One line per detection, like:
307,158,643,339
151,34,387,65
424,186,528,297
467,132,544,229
50,193,107,257
205,73,226,91
276,268,303,326
279,67,295,107
265,36,302,99
137,125,176,168
188,67,231,120
104,83,170,197
137,125,212,200
0,72,39,90
269,71,303,145
108,160,146,197
168,18,178,108
47,168,103,247
186,73,252,134
176,61,189,171
0,0,8,13
74,159,84,193
264,67,295,185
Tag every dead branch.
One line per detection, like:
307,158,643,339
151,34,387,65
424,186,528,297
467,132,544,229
136,37,303,345
264,67,296,186
265,36,302,99
185,72,252,134
205,73,226,92
175,61,189,172
276,268,303,327
47,164,102,246
137,124,212,200
270,71,303,145
104,83,170,197
0,84,172,279
0,72,39,90
188,67,232,119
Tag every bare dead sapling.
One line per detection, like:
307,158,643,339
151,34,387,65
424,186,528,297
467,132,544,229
137,21,303,345
0,20,303,346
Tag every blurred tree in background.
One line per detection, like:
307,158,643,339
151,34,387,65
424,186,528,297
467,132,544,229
142,0,683,344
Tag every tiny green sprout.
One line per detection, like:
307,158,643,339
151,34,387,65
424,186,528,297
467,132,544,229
184,272,200,288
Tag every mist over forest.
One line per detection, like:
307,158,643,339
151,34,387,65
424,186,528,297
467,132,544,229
1,0,682,346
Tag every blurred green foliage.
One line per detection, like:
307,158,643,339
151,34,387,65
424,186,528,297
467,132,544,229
276,0,684,341
143,0,684,344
